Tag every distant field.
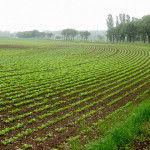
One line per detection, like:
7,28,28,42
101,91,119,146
0,39,150,150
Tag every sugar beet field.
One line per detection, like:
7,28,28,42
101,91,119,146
0,39,150,150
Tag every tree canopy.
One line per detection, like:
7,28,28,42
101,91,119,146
61,29,78,40
79,31,91,40
106,14,150,43
16,30,53,39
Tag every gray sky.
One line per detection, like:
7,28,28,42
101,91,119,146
0,0,150,32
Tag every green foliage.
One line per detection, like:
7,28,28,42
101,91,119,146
27,118,36,124
55,127,68,132
86,99,150,150
107,14,114,29
0,39,149,149
79,31,91,40
35,137,47,142
107,14,150,43
61,29,78,40
22,144,32,149
4,112,32,123
8,108,21,114
16,30,52,39
46,132,53,137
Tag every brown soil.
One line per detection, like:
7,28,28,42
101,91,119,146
0,45,34,49
131,138,150,150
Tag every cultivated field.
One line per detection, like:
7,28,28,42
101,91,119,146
0,39,150,150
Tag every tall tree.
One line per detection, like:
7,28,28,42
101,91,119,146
119,14,123,23
47,33,53,39
61,29,68,40
79,31,91,40
79,31,85,40
116,16,119,26
142,15,150,43
119,23,126,42
84,31,91,40
136,19,147,43
126,22,138,42
107,14,114,29
106,14,150,43
61,29,78,40
123,14,126,23
126,15,131,23
106,14,114,41
71,29,78,40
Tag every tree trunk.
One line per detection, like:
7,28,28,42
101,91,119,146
132,35,135,43
122,34,125,42
148,34,150,43
129,36,132,43
143,35,146,43
143,37,146,43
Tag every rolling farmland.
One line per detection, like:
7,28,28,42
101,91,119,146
0,39,150,150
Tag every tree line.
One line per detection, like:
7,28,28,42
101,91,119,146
16,30,53,39
107,14,150,43
61,29,91,40
16,29,91,41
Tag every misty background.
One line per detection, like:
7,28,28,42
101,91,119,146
0,0,150,40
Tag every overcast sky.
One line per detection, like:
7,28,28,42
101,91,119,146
0,0,150,32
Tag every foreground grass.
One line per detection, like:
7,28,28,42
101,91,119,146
123,121,150,150
70,96,150,150
88,99,150,150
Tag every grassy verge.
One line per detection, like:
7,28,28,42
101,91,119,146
88,99,150,150
123,120,150,150
69,95,150,150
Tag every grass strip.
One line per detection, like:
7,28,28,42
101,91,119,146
85,98,150,150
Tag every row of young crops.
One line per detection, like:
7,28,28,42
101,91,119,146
0,40,150,150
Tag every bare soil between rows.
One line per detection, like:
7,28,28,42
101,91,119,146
0,45,150,150
0,45,34,49
0,79,149,150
